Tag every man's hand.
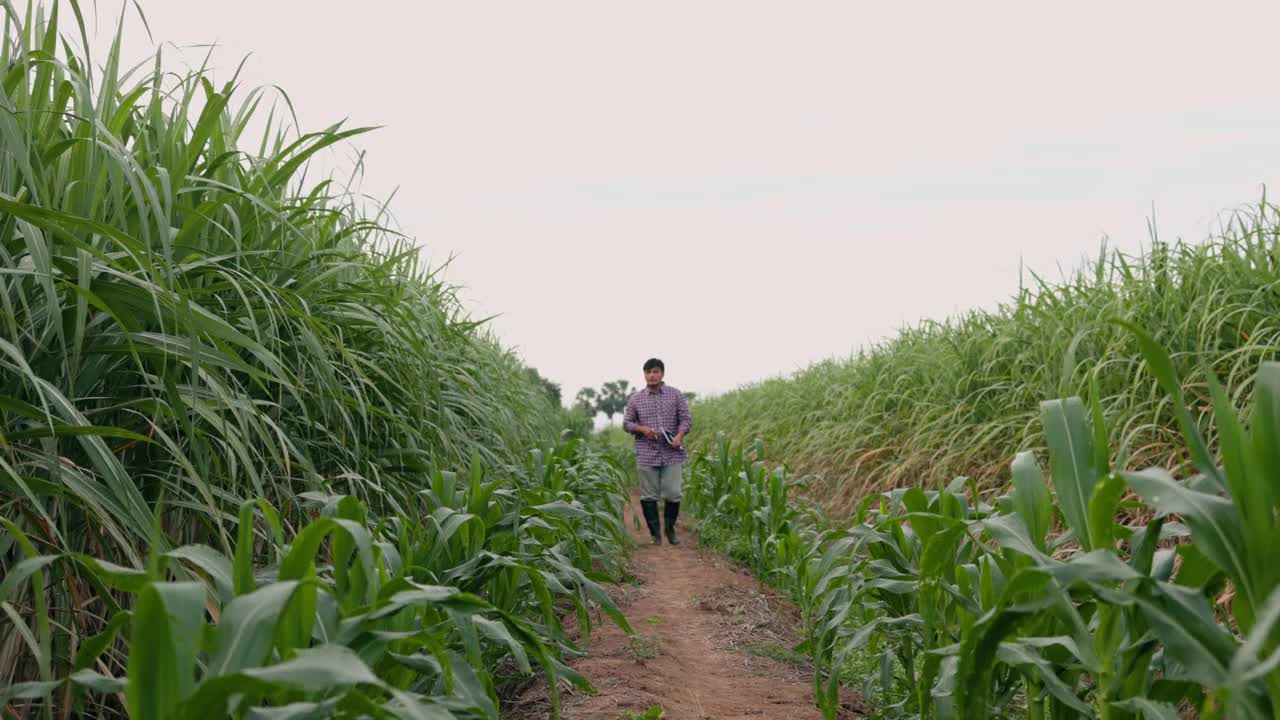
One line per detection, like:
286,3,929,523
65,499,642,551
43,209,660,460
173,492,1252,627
636,425,658,440
672,433,685,449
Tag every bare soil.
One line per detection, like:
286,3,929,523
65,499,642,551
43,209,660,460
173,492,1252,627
508,494,866,720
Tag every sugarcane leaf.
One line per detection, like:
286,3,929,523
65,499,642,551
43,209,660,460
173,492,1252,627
1118,321,1224,489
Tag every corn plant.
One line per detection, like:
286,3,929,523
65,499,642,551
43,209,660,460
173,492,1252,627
2,439,633,718
687,331,1280,719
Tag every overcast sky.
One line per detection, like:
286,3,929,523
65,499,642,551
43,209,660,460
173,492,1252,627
109,1,1280,401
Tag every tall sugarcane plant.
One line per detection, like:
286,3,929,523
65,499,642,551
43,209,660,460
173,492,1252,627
0,1,635,717
692,207,1280,510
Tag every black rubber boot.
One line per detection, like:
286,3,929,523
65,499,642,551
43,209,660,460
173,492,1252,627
663,501,681,545
640,500,661,545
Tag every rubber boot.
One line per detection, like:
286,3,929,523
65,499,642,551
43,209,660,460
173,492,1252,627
663,501,681,545
640,500,661,545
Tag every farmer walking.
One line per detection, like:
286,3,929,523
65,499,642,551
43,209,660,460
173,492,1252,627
622,358,692,545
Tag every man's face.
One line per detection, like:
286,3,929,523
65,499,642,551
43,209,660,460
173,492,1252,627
644,367,664,387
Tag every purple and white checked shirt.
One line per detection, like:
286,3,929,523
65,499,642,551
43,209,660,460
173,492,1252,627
622,384,692,466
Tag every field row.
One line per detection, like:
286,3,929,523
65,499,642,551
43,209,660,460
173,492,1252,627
686,330,1280,719
3,440,632,718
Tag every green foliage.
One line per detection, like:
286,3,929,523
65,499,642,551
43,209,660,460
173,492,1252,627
572,379,639,426
557,405,595,440
0,2,628,717
694,214,1280,507
575,386,599,416
526,367,563,407
687,334,1280,719
585,426,637,489
621,706,665,720
3,439,632,718
597,380,633,423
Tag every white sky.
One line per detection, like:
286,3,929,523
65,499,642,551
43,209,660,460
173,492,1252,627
106,1,1280,401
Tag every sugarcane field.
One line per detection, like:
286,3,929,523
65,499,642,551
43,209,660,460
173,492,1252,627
4,2,1280,719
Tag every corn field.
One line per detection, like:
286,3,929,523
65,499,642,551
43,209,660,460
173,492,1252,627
686,330,1280,719
7,0,1280,719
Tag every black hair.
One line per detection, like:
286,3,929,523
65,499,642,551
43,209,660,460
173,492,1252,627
643,358,665,372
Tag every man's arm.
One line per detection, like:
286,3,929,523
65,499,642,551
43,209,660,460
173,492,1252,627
623,395,657,439
622,396,640,433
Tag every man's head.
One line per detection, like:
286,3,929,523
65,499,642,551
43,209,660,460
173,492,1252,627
643,358,665,388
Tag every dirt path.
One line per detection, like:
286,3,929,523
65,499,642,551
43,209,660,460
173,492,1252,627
512,494,864,720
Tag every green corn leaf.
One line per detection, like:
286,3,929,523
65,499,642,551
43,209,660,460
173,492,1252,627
1010,451,1051,552
1130,517,1165,576
1252,363,1280,525
69,669,126,694
1041,397,1096,551
183,646,384,720
127,583,200,719
1206,373,1269,608
1123,468,1251,605
1109,697,1182,720
1044,550,1140,588
997,640,1091,715
384,689,458,720
240,644,381,690
1172,543,1223,590
207,580,302,677
1087,473,1127,550
472,615,532,675
1229,585,1280,684
166,544,235,602
245,699,341,720
981,513,1050,563
1133,582,1236,689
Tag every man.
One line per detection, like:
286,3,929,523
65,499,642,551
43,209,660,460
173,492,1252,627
622,358,692,545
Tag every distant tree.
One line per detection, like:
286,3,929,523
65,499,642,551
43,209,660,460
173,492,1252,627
683,391,697,404
525,367,561,407
597,379,632,424
574,387,598,416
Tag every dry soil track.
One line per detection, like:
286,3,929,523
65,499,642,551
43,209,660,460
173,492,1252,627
510,494,865,720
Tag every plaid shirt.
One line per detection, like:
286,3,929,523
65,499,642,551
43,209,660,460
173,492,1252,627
622,384,692,466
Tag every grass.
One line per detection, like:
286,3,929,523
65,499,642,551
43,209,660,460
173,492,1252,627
692,205,1280,510
619,706,665,720
738,641,808,666
623,616,663,661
